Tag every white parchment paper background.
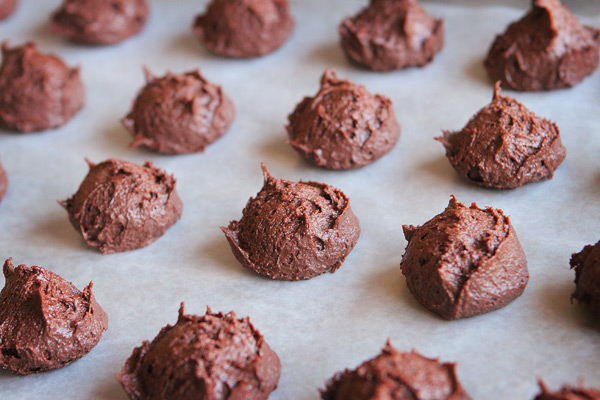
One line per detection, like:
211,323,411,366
0,0,599,398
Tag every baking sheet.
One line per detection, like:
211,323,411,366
1,0,599,398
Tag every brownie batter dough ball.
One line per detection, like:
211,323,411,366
484,0,600,91
534,380,600,400
570,240,600,319
61,158,182,254
122,68,235,154
0,42,84,132
0,258,108,375
339,0,444,71
0,0,17,20
437,82,566,189
192,0,293,58
0,158,7,203
401,196,529,320
287,69,400,170
51,0,148,45
321,341,471,400
117,304,281,400
222,164,360,281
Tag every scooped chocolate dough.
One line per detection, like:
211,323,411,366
287,69,400,170
192,0,293,58
222,164,360,280
484,0,600,91
0,158,7,203
534,380,600,400
0,42,84,132
570,240,600,320
401,196,529,320
61,158,182,254
437,82,566,189
321,341,471,400
0,258,108,375
339,0,444,71
117,304,281,400
0,0,17,20
51,0,149,45
122,68,235,154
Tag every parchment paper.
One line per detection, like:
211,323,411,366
0,1,599,398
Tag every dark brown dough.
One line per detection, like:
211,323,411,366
570,240,600,320
0,258,108,375
0,0,17,20
60,158,182,254
534,380,600,400
51,0,148,45
287,69,401,170
117,303,281,400
321,341,471,400
122,68,235,154
0,42,84,132
0,158,6,203
339,0,444,71
192,0,293,58
437,82,566,189
222,164,360,280
484,0,600,91
401,196,529,320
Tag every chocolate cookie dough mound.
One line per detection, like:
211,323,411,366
0,42,84,132
122,68,235,154
51,0,149,45
222,164,360,281
61,159,182,254
339,0,444,71
192,0,293,58
117,304,281,400
321,341,471,400
0,258,108,375
401,196,528,320
437,82,566,189
534,380,600,400
0,158,7,203
51,0,148,45
484,0,600,91
0,0,17,20
287,69,400,170
570,240,600,319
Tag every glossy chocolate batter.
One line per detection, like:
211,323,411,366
287,69,400,170
117,304,281,400
339,0,444,71
51,0,149,45
534,380,600,400
484,0,600,91
61,158,182,254
437,82,566,189
192,0,293,58
0,258,108,375
123,68,235,154
0,42,84,132
401,196,529,320
570,240,600,320
0,0,16,20
222,164,360,280
321,341,471,400
0,158,7,203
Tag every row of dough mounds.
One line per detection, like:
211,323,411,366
0,39,568,188
6,154,600,318
3,0,598,90
0,257,598,398
1,0,598,83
